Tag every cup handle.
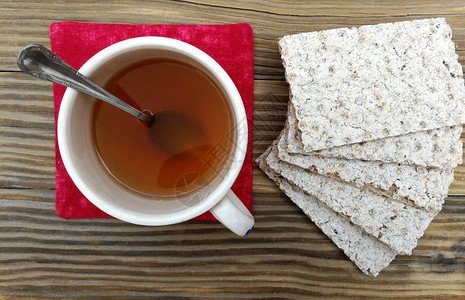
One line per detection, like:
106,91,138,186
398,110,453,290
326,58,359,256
209,189,254,237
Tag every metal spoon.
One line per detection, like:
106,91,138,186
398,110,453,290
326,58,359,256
17,44,206,155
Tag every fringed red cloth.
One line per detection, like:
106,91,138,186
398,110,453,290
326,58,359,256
50,22,254,221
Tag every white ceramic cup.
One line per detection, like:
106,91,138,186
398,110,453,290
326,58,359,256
57,37,254,236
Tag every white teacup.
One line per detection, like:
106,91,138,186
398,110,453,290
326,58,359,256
57,37,254,236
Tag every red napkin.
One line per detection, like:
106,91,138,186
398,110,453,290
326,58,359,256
50,22,254,221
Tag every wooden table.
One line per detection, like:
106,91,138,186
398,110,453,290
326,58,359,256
1,1,464,298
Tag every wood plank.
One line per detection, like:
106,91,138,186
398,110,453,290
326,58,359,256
0,189,464,298
2,0,465,79
0,72,55,190
1,73,465,194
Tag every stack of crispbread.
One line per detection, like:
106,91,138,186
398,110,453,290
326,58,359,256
256,18,465,277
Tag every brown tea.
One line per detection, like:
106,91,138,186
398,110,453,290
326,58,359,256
92,58,234,197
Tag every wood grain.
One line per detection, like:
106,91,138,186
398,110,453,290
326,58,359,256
0,0,464,298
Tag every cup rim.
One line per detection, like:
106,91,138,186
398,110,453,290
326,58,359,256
57,36,248,225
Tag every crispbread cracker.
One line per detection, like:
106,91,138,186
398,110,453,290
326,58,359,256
279,127,455,212
256,149,397,277
266,147,437,255
286,103,463,169
279,18,465,151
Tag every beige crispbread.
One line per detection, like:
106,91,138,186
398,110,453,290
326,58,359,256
279,18,465,151
266,147,437,255
279,127,455,212
286,103,463,169
256,149,397,277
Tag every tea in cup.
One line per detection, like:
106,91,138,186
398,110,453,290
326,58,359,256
57,37,254,236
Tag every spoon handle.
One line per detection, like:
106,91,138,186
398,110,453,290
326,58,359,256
17,44,151,123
